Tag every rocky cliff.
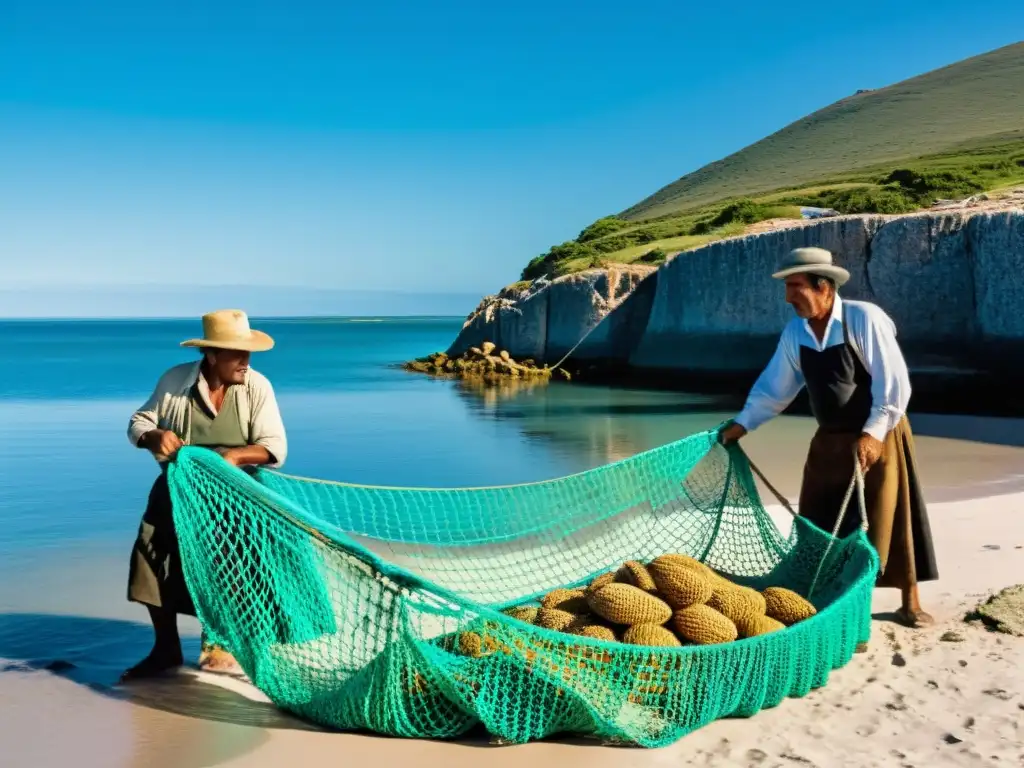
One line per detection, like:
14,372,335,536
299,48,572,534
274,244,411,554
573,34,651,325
446,265,657,364
446,208,1024,382
632,208,1024,378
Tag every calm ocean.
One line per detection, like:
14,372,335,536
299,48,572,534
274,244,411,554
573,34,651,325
0,316,738,677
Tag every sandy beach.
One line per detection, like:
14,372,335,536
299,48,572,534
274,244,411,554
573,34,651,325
2,414,1023,768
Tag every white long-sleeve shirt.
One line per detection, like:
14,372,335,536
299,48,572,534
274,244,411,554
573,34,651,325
734,294,910,442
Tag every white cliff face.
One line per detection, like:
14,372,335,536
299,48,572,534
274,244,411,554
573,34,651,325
971,211,1024,343
445,208,1024,376
446,266,656,364
631,209,1024,374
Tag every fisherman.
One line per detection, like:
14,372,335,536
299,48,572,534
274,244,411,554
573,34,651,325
122,309,287,680
719,247,938,628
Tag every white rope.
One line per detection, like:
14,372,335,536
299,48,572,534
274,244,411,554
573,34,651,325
807,447,868,599
548,314,607,373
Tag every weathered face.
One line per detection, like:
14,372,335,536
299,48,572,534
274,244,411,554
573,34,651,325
784,274,833,320
205,348,251,385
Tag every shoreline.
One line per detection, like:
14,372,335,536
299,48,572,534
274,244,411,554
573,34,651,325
3,409,1023,767
557,361,1024,420
4,487,1022,767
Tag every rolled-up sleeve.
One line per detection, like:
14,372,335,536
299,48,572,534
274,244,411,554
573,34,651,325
248,373,288,468
128,375,166,447
734,325,806,433
852,306,910,442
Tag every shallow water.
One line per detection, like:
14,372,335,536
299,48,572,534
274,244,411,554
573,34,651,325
0,316,1021,683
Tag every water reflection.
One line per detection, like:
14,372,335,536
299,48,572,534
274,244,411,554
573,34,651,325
451,377,738,471
451,375,553,413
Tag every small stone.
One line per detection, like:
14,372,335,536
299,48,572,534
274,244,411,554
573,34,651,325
958,660,968,667
941,631,965,643
481,341,496,355
942,733,963,745
499,350,510,362
886,693,907,711
964,716,975,729
892,652,907,667
983,544,1001,551
983,688,1013,701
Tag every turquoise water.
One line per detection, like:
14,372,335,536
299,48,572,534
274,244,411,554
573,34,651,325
0,317,735,642
2,316,1021,687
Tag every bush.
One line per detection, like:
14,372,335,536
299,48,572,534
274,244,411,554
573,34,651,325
689,197,792,234
522,255,548,280
638,248,667,263
882,168,984,201
591,234,635,254
787,187,917,215
521,240,597,280
577,216,630,242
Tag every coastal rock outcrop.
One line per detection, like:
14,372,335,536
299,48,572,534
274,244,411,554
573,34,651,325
442,207,1024,383
403,342,567,382
446,266,656,364
631,209,1024,376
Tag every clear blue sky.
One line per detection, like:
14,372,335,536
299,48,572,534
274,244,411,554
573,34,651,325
2,1,1021,316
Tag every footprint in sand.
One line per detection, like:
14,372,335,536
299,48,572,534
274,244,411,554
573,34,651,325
856,718,881,738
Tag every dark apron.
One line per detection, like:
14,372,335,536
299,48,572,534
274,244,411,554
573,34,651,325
127,385,337,646
126,386,249,616
797,308,938,586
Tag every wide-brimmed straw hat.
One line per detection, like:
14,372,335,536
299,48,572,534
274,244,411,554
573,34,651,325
771,247,850,287
180,309,274,352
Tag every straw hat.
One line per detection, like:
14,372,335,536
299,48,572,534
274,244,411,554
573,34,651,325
180,309,274,352
771,247,850,287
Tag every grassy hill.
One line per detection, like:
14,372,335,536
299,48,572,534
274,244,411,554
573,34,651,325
522,42,1024,281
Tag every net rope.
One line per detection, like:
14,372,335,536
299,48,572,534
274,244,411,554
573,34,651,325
166,427,878,746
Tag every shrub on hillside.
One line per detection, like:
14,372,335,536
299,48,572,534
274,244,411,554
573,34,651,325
577,216,630,242
521,240,597,280
588,229,658,254
638,248,667,263
790,187,917,215
689,198,797,234
882,168,985,202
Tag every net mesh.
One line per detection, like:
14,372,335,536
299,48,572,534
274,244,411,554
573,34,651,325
166,428,878,746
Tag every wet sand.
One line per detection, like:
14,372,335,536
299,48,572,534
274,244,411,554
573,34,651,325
3,413,1023,768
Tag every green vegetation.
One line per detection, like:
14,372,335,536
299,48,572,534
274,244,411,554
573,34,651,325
521,43,1024,281
521,203,786,280
624,43,1024,219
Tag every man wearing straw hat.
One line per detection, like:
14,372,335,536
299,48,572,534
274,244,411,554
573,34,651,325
122,309,287,680
719,247,938,629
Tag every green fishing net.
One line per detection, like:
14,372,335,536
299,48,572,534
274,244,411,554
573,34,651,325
166,428,877,746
